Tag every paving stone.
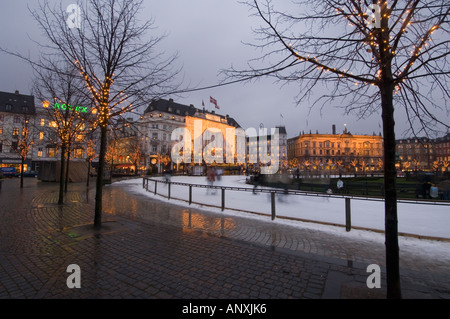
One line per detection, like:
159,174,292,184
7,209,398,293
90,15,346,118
0,178,449,300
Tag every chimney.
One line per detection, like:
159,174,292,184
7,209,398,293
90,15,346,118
169,98,174,103
332,124,336,135
15,90,19,95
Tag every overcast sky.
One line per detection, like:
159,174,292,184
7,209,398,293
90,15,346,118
0,0,447,139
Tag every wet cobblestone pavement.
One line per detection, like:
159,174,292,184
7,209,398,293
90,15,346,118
0,177,449,300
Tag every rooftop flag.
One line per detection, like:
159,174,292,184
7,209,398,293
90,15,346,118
210,96,220,109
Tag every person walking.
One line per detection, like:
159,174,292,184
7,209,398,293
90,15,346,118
253,170,261,194
206,166,217,194
337,179,344,194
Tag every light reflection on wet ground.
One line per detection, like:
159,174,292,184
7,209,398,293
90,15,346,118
2,178,450,298
102,183,237,236
10,177,450,277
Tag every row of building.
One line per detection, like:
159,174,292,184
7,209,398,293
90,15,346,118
0,90,449,180
287,127,450,174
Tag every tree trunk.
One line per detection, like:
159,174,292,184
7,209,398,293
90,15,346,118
381,82,401,299
379,12,402,297
65,146,70,193
58,143,66,205
20,158,24,188
86,160,91,188
94,125,107,229
110,157,114,183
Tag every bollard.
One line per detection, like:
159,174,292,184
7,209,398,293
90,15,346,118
154,180,157,195
345,197,351,232
271,192,276,220
168,182,171,199
221,188,225,211
189,185,192,205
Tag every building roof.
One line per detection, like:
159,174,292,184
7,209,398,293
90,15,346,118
144,98,197,117
288,132,382,141
276,126,287,135
144,98,241,128
396,136,433,143
0,90,36,115
435,133,450,143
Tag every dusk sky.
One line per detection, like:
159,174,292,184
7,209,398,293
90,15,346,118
0,0,447,138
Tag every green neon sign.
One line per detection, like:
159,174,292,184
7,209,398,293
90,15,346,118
54,103,89,113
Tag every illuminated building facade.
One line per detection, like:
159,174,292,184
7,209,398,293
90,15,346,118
138,98,241,173
32,100,98,182
396,137,435,171
0,90,36,174
288,126,384,174
435,133,450,172
246,126,288,172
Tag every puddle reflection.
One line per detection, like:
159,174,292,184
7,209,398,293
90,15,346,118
182,210,236,235
102,184,237,235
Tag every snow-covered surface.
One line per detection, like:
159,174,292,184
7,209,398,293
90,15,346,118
116,175,450,241
113,176,450,262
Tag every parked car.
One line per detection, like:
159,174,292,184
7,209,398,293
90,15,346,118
23,170,38,177
0,167,19,177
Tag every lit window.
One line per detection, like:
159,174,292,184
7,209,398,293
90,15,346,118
40,119,45,126
75,134,84,142
47,147,56,158
74,148,83,158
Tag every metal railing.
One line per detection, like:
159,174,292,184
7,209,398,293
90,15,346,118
142,177,450,237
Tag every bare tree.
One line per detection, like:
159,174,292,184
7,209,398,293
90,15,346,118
85,134,98,188
224,0,449,298
32,62,93,205
124,136,143,176
2,118,34,188
29,0,180,228
16,118,34,189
